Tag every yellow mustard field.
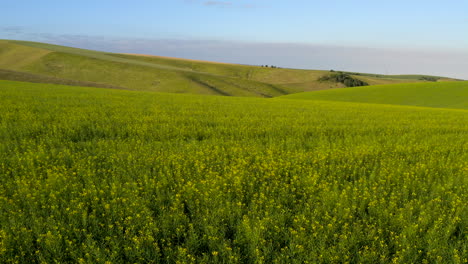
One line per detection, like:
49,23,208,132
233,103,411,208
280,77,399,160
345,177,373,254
0,80,467,263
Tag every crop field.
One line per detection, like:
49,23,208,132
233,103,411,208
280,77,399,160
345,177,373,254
0,80,467,263
282,81,468,110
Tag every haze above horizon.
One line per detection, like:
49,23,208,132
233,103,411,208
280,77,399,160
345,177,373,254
2,0,468,78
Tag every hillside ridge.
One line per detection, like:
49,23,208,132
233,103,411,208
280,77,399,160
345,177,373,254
0,39,462,97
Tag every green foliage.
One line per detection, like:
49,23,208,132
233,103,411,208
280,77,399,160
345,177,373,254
318,72,369,87
282,81,468,109
419,76,439,82
0,80,467,263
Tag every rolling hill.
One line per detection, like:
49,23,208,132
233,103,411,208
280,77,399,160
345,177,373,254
0,39,460,97
280,81,468,109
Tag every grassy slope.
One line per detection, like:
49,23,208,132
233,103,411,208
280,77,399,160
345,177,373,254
112,53,336,89
116,52,454,90
0,69,126,89
0,41,51,70
1,39,457,97
0,80,467,263
280,81,468,109
0,40,292,97
344,71,462,81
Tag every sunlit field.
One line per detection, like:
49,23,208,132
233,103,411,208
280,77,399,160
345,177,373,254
0,80,467,263
282,81,468,110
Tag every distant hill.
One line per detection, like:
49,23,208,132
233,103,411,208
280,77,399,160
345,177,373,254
280,82,468,109
0,39,461,97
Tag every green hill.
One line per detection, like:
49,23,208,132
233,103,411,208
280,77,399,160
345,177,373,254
0,69,125,89
280,81,468,109
0,40,293,97
0,39,459,97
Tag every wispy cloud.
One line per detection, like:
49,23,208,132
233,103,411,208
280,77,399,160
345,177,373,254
0,26,24,35
204,1,232,7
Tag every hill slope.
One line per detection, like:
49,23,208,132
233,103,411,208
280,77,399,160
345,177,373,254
0,40,293,97
0,39,461,97
280,81,468,109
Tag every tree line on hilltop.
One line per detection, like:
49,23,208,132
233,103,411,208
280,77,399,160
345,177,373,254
319,71,369,87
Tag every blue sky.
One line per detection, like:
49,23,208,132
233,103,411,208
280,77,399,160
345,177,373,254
2,0,468,78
